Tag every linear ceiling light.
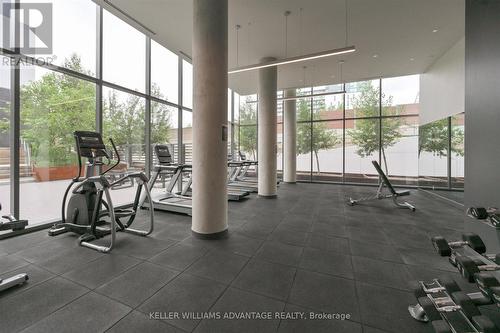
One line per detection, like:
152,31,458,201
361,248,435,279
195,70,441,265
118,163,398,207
246,90,347,104
280,90,346,102
228,46,356,74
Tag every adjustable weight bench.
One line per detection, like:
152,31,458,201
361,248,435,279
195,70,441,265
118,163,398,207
348,160,416,211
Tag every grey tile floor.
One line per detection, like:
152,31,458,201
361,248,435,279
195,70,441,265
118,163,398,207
0,183,497,333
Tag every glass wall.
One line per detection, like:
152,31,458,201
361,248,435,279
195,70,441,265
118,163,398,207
0,2,189,227
239,75,431,187
182,60,193,109
381,75,419,185
103,10,145,92
151,102,178,166
418,113,464,190
19,65,96,224
238,95,257,160
296,98,312,181
0,57,10,216
418,118,450,188
32,0,97,75
182,111,193,164
451,113,465,188
151,41,178,103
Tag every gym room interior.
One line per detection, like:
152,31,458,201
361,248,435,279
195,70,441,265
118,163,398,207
0,0,499,332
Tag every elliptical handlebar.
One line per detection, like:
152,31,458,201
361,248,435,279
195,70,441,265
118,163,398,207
101,138,120,176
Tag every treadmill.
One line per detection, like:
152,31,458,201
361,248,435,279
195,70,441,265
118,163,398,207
179,174,250,201
139,145,192,215
227,161,258,193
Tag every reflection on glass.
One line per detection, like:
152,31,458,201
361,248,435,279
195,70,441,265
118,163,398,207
418,118,449,188
451,113,465,189
382,117,419,185
19,65,96,224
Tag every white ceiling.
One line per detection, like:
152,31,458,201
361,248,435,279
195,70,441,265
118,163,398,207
95,0,464,95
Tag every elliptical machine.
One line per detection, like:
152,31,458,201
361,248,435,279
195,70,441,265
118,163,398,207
48,131,154,253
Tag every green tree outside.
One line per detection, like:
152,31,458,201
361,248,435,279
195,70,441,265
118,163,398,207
296,98,341,173
348,81,402,174
419,117,464,157
238,97,257,160
0,54,172,169
19,54,95,167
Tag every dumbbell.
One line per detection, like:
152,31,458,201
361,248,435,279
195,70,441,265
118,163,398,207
432,233,486,257
409,277,462,322
432,316,500,333
410,276,461,299
468,207,500,228
417,291,498,332
475,272,500,306
455,256,500,282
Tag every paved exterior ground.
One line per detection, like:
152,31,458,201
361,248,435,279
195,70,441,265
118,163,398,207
0,183,497,333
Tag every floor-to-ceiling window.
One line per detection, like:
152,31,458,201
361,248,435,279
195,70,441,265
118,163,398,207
151,102,178,165
103,10,145,93
0,1,192,227
20,65,96,224
311,85,344,182
277,90,283,177
0,57,11,215
418,118,449,188
381,75,419,185
344,80,380,184
238,75,441,188
182,110,193,164
451,113,464,188
182,60,193,109
296,96,312,181
238,95,257,161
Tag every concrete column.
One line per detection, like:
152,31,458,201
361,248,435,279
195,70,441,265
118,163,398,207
191,0,228,238
258,57,278,197
283,89,296,183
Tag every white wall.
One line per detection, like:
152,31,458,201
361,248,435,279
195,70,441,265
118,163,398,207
420,38,465,125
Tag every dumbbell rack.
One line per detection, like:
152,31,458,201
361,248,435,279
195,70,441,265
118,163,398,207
408,278,497,333
433,233,500,308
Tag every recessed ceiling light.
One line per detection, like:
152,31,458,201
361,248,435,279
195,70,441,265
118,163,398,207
372,54,379,58
432,28,439,33
410,58,415,61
